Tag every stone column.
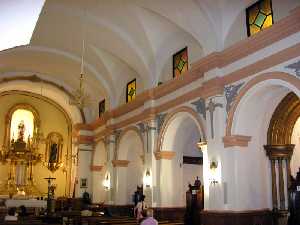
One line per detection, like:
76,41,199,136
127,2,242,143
264,144,294,225
270,159,278,209
137,119,157,207
104,132,119,204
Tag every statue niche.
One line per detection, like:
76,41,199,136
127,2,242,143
45,132,63,172
0,104,43,197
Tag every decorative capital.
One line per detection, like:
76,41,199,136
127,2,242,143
264,144,295,160
90,165,103,171
154,151,176,160
112,160,130,167
223,135,252,148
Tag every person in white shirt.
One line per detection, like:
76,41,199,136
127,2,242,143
134,195,147,222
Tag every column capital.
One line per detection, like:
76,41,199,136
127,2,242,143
264,144,295,160
112,160,130,167
154,151,175,160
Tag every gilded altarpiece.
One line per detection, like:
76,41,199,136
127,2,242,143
0,104,42,197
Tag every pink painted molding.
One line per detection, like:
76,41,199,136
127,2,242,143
223,135,252,148
154,151,176,160
75,7,300,136
112,160,130,167
90,165,103,171
76,135,94,145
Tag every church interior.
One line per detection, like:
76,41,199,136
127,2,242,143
0,0,299,225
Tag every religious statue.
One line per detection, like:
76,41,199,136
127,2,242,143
45,132,63,172
49,143,58,164
17,120,25,142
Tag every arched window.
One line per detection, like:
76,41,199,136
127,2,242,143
10,109,34,143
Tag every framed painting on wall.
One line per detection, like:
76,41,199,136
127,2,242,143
80,178,88,188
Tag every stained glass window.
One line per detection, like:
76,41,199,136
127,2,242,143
173,47,188,78
126,79,136,103
98,99,105,117
246,0,273,37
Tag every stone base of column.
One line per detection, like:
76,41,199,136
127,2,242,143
273,210,288,225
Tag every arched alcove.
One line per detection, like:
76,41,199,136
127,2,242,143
159,109,204,207
115,128,144,205
228,72,300,210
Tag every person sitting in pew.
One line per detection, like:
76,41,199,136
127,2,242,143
18,205,28,217
81,204,93,217
4,207,18,221
140,209,158,225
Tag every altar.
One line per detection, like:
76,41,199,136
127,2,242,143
5,199,47,208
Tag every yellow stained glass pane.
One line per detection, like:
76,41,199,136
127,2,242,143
127,80,136,102
260,0,272,15
248,5,259,24
250,25,261,35
262,15,273,29
181,65,188,74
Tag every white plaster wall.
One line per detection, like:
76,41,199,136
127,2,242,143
77,150,93,197
92,141,106,203
115,130,143,205
224,0,300,48
291,117,300,177
231,83,290,210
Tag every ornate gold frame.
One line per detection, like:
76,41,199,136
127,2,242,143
3,103,41,151
45,132,64,173
267,92,300,145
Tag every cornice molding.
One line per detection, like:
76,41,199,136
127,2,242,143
75,135,94,145
154,151,176,160
90,165,103,171
76,7,300,135
112,160,130,167
223,135,252,148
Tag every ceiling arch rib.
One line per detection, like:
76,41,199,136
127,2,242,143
134,5,204,84
32,1,153,89
0,45,113,108
90,45,141,107
134,0,218,54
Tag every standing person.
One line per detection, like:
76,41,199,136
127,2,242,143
140,209,158,225
134,195,147,222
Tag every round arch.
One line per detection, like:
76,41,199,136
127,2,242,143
114,126,145,205
0,79,83,124
157,106,205,207
115,126,145,160
223,71,300,210
157,106,206,153
226,72,300,137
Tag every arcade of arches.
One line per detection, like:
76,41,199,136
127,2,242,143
0,1,300,225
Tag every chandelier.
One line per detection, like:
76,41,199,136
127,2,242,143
69,73,91,109
69,16,91,109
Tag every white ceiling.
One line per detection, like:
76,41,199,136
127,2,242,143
0,0,298,117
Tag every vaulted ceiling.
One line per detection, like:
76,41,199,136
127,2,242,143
0,0,297,121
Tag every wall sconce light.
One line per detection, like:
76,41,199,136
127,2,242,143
197,137,207,151
210,161,219,185
143,169,151,188
103,173,110,190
